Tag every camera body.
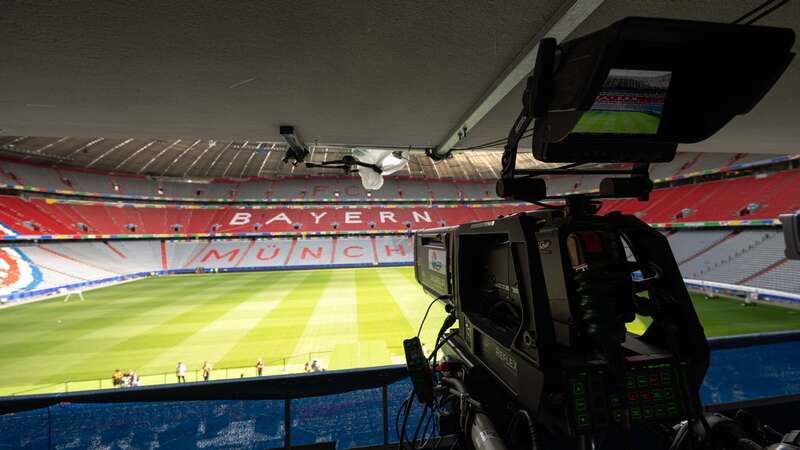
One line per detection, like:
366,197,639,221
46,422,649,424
415,203,709,436
408,15,795,447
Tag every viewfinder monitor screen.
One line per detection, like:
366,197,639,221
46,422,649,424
570,69,672,135
418,245,449,297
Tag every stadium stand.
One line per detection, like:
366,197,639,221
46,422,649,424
601,169,800,223
1,156,798,299
0,197,536,236
683,231,784,284
745,260,800,293
665,230,731,264
671,230,796,289
0,237,416,300
4,229,800,302
3,169,798,239
2,166,799,238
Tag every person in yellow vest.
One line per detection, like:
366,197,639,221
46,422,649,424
201,361,213,381
256,358,264,376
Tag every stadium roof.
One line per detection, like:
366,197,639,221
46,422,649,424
0,1,798,178
0,139,556,180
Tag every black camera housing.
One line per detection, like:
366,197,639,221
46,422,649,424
415,207,709,436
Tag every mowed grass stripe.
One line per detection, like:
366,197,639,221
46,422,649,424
692,294,800,335
29,273,281,385
0,278,195,346
376,268,446,347
393,265,417,285
137,270,310,373
2,268,799,396
0,278,222,388
354,268,415,357
289,269,358,370
216,270,334,368
0,276,215,365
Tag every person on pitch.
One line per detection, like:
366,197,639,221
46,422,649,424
256,358,264,376
201,360,213,381
176,362,187,383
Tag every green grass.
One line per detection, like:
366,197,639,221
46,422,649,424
0,267,797,396
572,111,660,134
0,268,448,396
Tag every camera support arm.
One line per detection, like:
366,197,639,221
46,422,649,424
304,155,383,174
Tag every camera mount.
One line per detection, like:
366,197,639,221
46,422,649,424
304,154,382,175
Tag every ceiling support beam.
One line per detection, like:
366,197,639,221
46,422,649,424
87,138,134,167
160,139,202,176
114,140,157,171
137,139,182,175
183,141,217,178
429,0,603,160
28,136,69,159
204,142,233,177
64,138,104,160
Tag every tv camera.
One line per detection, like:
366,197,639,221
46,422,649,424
404,16,796,450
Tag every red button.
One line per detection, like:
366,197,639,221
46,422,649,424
639,391,652,403
627,392,638,403
649,374,660,386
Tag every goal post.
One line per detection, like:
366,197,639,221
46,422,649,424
63,289,85,302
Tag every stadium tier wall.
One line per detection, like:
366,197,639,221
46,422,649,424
1,230,798,304
0,237,415,301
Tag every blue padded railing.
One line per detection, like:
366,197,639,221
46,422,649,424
0,338,798,449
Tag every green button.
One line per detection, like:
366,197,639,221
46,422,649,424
667,402,679,415
613,410,623,422
655,405,666,417
661,371,672,385
609,394,621,407
575,398,587,412
578,414,590,427
652,389,663,402
630,408,642,421
626,376,636,389
643,407,654,418
664,389,674,400
573,382,585,395
637,375,648,387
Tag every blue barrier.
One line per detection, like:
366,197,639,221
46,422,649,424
701,340,800,404
0,377,421,450
1,339,798,449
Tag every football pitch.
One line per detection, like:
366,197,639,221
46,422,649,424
0,267,798,396
572,110,660,134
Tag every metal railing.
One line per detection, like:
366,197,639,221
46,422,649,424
0,364,413,448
